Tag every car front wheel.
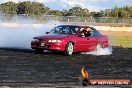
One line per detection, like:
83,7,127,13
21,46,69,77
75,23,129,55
65,42,74,56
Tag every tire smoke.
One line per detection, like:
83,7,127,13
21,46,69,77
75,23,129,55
81,46,113,55
0,21,62,49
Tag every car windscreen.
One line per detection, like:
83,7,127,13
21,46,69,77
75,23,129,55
49,26,78,35
91,29,102,36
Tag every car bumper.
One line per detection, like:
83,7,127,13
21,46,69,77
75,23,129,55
31,41,65,51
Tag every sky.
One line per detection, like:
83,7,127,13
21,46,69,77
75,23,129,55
0,0,132,11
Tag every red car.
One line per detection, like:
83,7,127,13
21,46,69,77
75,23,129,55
31,25,109,55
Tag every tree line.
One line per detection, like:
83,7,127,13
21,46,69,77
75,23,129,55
0,1,132,18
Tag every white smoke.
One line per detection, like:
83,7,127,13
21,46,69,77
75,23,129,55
0,21,62,49
81,46,113,55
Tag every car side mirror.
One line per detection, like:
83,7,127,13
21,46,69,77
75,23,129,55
46,32,49,34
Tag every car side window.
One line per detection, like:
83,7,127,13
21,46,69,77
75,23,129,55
71,27,78,35
62,28,70,34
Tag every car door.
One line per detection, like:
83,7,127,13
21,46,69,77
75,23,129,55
76,36,89,51
74,27,89,52
87,29,100,51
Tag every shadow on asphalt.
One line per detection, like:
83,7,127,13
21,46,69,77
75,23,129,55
0,47,34,54
0,47,83,56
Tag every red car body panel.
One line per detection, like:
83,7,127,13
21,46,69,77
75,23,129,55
31,25,109,53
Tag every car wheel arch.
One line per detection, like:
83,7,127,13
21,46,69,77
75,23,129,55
67,41,75,48
96,43,104,48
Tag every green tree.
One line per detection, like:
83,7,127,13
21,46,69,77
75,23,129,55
104,6,132,18
90,11,101,17
62,9,69,16
48,10,63,16
66,6,90,17
17,1,49,16
0,1,131,19
17,1,31,14
0,1,17,16
123,6,132,18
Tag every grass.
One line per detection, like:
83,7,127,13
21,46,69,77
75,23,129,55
108,36,132,48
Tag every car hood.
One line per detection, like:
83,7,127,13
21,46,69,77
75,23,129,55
34,34,69,40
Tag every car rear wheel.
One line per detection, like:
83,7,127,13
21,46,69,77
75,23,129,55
35,49,44,54
65,42,74,56
96,43,104,51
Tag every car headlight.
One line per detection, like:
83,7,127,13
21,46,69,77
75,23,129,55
48,40,61,43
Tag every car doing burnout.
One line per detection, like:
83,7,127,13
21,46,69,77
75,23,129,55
31,25,109,55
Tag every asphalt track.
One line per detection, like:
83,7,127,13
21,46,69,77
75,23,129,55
0,47,131,88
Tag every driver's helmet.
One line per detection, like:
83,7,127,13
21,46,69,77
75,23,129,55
83,27,89,32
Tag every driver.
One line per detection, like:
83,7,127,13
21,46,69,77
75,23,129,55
80,28,85,37
83,28,91,37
